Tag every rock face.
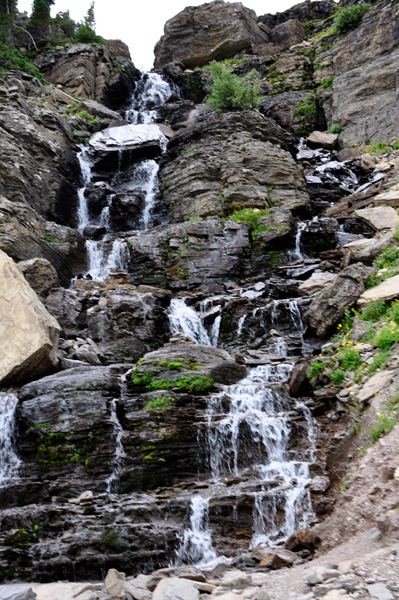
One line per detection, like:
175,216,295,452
0,250,60,386
162,127,309,222
303,263,372,338
35,43,140,110
331,2,399,144
154,1,269,69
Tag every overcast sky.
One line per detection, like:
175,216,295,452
17,0,303,71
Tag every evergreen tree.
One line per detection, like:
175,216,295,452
30,0,54,25
84,1,95,31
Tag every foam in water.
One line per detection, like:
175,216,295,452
0,392,21,486
85,238,130,282
169,298,213,346
236,315,246,336
126,72,179,125
175,496,218,567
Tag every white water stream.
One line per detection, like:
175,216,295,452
0,392,21,486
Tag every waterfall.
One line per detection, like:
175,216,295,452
168,299,213,346
175,496,218,567
206,363,315,547
236,315,246,336
85,238,130,282
105,398,127,493
126,72,179,124
0,392,21,486
293,221,306,260
210,315,221,347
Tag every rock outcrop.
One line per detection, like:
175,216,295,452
34,43,140,110
154,1,269,69
0,250,60,386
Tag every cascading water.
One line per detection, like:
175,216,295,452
75,73,176,283
168,298,215,346
176,304,315,563
126,72,180,124
105,398,127,493
0,392,21,486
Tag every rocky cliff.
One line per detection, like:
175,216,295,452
1,1,399,599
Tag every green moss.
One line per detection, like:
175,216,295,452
308,361,324,380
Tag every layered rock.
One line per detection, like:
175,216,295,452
34,43,140,110
154,1,269,69
0,250,60,386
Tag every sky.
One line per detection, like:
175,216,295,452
17,0,302,71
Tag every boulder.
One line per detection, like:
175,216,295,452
255,208,294,244
354,206,399,231
358,274,399,308
153,566,206,582
259,548,297,568
124,574,153,600
31,583,96,600
303,263,372,338
367,584,394,600
17,258,59,297
154,2,269,69
152,577,199,600
35,43,140,109
298,272,336,297
133,344,246,388
374,189,399,207
307,131,338,150
356,370,393,404
0,585,36,600
78,100,121,120
289,362,308,394
105,569,126,596
0,250,60,386
350,231,398,265
303,566,341,585
285,529,321,552
270,19,306,50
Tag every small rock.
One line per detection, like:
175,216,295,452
0,585,36,600
369,527,382,541
105,569,126,596
221,570,252,590
153,577,199,600
337,561,352,575
307,131,338,150
259,548,297,569
367,584,394,600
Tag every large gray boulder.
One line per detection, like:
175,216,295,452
0,249,60,385
303,263,372,338
152,577,199,600
154,1,269,69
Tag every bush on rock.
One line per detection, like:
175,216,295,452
205,61,261,112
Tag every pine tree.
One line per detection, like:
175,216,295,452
84,1,95,31
30,0,54,25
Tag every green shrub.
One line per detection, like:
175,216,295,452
335,3,371,35
387,299,399,324
176,375,214,392
205,62,261,112
359,300,389,322
339,346,361,370
374,323,399,349
308,361,324,379
328,124,341,134
327,368,346,386
369,410,397,442
226,208,270,228
373,246,399,270
144,397,174,410
74,24,105,45
368,349,390,374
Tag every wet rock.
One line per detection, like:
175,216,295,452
152,577,199,600
255,208,294,244
303,263,372,338
307,131,338,150
154,2,269,70
355,206,399,232
0,249,60,386
289,362,308,395
17,258,59,297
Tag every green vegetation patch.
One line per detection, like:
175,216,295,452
205,61,261,112
144,397,174,410
335,3,371,35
